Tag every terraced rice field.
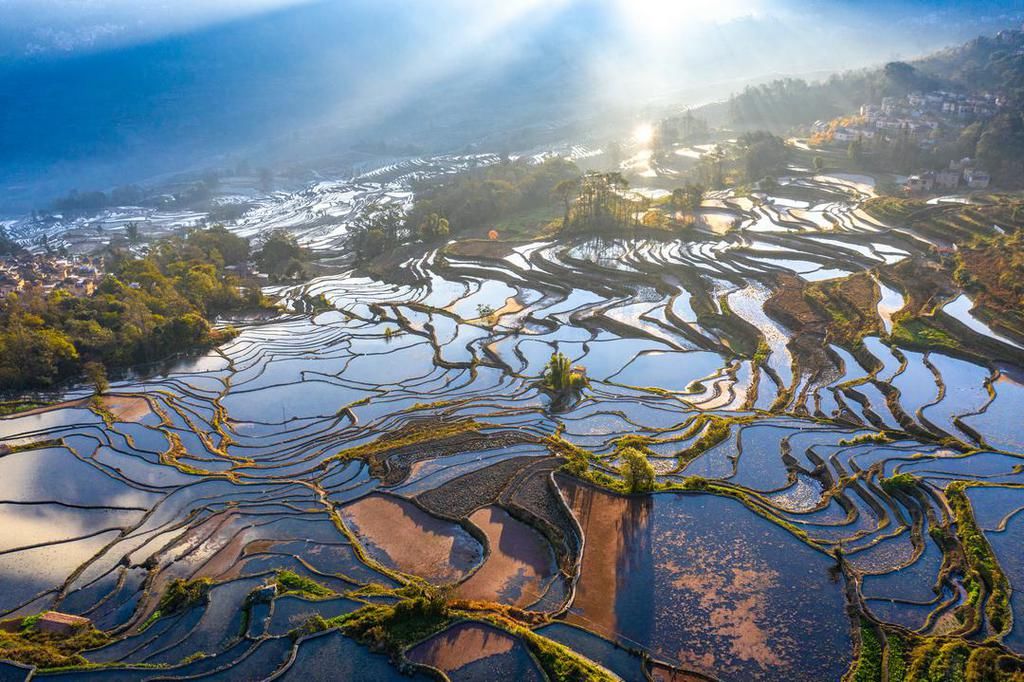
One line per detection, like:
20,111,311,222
2,175,1024,680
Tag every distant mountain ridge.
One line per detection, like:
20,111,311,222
1,0,1020,212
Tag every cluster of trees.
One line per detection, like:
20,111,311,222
919,30,1024,101
407,157,579,235
255,229,311,280
653,112,710,149
671,184,705,213
688,133,787,189
49,170,248,217
540,351,589,412
728,62,943,131
729,76,875,130
970,113,1024,185
563,172,644,233
52,179,221,214
350,158,580,261
53,185,147,213
0,230,23,257
737,131,789,184
619,446,656,493
839,114,1024,183
350,203,410,261
726,32,1024,185
559,174,707,233
0,225,266,391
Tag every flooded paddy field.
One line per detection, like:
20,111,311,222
3,174,1024,679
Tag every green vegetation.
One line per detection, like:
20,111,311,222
737,131,789,184
729,31,1024,184
255,229,311,280
806,272,883,346
619,446,655,493
670,184,706,214
0,399,51,416
677,415,735,464
908,639,987,681
728,68,923,130
556,417,741,487
335,583,452,656
849,622,1024,682
351,160,578,259
652,111,710,149
5,438,62,454
520,629,616,682
288,614,331,641
0,617,110,669
157,577,214,616
548,434,613,483
293,580,614,682
840,432,894,447
947,482,1012,636
0,224,267,391
852,621,883,682
857,199,1024,351
564,172,644,233
487,202,564,240
350,202,408,262
864,196,1024,244
274,570,333,599
417,212,450,241
0,229,24,256
323,418,489,474
540,352,589,411
407,157,579,238
886,633,908,682
890,318,960,354
956,228,1024,336
861,196,926,225
83,361,108,395
880,472,919,494
548,432,643,491
476,304,497,323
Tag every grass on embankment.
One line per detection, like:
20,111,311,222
847,621,1024,682
0,618,110,669
291,582,616,682
946,481,1012,638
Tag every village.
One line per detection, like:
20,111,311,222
0,253,104,299
811,89,1002,193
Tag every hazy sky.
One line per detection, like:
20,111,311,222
0,0,316,55
2,0,1023,209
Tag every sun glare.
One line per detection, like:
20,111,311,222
615,0,757,35
633,122,655,146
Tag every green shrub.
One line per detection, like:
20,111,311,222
158,577,213,615
540,352,589,408
880,472,919,494
275,570,333,599
852,621,882,682
619,446,655,493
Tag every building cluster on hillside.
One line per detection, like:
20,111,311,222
813,90,1003,145
905,157,991,193
0,254,104,299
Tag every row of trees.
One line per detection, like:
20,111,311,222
0,225,266,391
